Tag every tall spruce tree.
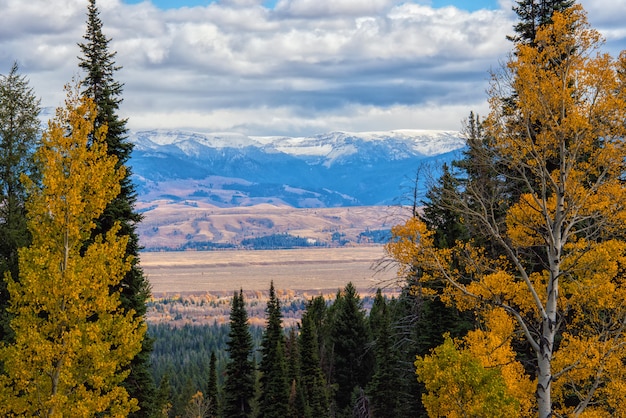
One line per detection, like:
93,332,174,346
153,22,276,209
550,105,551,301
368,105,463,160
285,328,307,418
0,63,40,342
299,309,330,417
328,283,372,415
207,352,219,418
366,294,402,418
224,289,255,418
77,1,155,415
367,289,387,342
155,374,173,418
421,163,469,249
388,292,428,417
258,282,289,418
390,153,478,415
305,295,332,380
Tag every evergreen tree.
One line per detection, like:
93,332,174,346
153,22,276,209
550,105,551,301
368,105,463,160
366,293,402,418
0,62,40,342
422,163,468,248
387,293,427,417
207,351,219,418
304,295,331,379
223,289,255,418
416,135,478,349
328,283,372,415
299,310,330,417
421,163,468,249
258,282,289,418
386,116,483,416
155,374,173,417
285,328,307,418
452,112,511,257
508,0,575,45
367,289,387,341
77,1,155,415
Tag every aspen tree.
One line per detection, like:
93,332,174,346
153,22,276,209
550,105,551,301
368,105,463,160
388,6,626,416
0,84,144,417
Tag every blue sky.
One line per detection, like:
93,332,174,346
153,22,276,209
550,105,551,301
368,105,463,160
3,0,624,136
431,0,499,10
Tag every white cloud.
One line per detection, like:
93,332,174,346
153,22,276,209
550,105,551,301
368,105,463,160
125,100,490,136
0,0,623,136
274,0,396,18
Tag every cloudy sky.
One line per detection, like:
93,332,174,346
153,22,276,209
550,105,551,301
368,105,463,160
1,0,625,136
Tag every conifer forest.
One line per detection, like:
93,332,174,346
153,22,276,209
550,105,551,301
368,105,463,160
1,0,626,417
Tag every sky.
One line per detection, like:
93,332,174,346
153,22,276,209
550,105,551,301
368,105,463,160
1,0,625,136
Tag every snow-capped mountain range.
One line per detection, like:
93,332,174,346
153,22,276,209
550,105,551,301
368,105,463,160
130,129,466,208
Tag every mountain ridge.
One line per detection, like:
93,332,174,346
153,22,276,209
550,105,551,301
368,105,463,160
129,128,465,208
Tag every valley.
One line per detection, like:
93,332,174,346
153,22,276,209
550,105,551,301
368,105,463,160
142,246,399,296
141,246,402,327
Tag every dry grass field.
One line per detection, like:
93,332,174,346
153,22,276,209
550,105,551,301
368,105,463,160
141,246,400,296
140,246,403,326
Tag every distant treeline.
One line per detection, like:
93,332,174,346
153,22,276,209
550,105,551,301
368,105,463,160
357,229,391,244
241,233,321,249
142,229,391,251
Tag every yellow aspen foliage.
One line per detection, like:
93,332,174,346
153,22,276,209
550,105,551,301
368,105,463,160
0,84,144,417
415,333,521,418
462,308,535,417
183,391,213,418
391,6,626,417
416,309,536,417
386,217,441,298
386,216,434,276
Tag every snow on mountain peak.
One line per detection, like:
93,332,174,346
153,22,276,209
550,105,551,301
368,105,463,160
130,129,465,162
249,129,464,159
130,130,263,149
129,128,467,208
352,129,465,156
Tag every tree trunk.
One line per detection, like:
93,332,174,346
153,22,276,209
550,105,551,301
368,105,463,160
537,316,555,418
